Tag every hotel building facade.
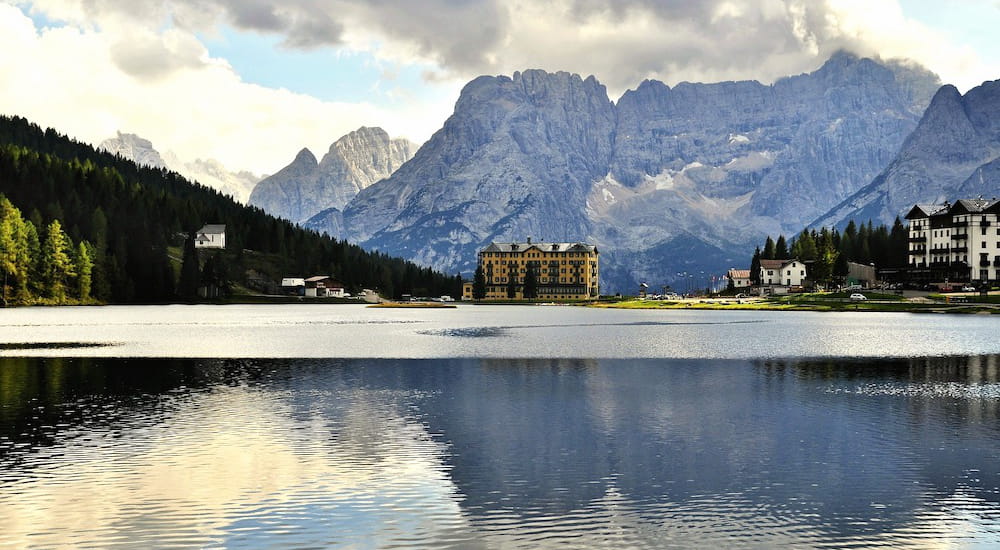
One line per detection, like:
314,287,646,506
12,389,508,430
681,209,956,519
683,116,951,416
906,199,1000,284
463,239,599,300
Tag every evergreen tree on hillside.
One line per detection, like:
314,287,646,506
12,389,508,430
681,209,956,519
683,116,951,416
76,241,93,301
40,220,75,300
178,232,200,300
0,196,27,305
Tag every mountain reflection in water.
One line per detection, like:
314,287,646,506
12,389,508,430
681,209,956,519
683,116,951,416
1,355,999,548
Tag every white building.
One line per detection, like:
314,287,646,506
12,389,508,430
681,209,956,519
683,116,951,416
906,199,1000,284
727,269,751,288
759,259,806,287
194,224,226,249
304,276,347,298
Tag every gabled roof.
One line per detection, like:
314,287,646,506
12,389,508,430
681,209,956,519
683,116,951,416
482,241,598,254
950,198,994,214
198,224,226,234
759,259,799,270
304,275,331,282
728,269,751,279
905,204,948,219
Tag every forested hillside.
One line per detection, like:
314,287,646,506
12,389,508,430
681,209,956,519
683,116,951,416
0,115,459,303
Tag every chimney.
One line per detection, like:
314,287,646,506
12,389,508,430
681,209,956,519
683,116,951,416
526,236,532,244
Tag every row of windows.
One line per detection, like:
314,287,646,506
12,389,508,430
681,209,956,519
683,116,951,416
488,277,588,284
481,251,595,258
912,242,1000,252
483,260,597,266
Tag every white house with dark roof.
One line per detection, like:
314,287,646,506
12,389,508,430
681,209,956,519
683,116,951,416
759,259,806,288
194,224,226,249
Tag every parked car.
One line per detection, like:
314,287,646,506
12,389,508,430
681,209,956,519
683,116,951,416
961,286,976,292
849,293,867,301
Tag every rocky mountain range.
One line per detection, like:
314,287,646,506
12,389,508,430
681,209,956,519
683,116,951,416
812,79,1000,229
328,52,938,292
248,127,415,224
99,132,260,202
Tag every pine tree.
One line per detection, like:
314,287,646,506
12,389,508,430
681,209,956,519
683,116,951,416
749,246,762,285
40,220,75,300
75,241,93,301
811,229,838,287
178,231,200,300
795,230,818,261
763,236,776,260
523,264,538,299
0,196,22,305
506,267,517,299
473,265,487,300
775,235,789,259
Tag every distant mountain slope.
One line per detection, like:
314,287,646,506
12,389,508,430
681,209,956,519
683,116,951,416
812,79,1000,229
340,52,938,292
249,127,415,224
100,132,260,202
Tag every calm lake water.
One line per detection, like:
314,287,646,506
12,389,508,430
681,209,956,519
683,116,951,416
1,305,999,548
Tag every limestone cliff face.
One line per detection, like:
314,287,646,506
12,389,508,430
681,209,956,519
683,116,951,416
249,127,414,223
812,80,1000,230
343,70,617,268
340,53,938,291
100,132,168,169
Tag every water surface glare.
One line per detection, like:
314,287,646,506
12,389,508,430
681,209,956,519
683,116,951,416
2,356,1000,548
0,304,999,358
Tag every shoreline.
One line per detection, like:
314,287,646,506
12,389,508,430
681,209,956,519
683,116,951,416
589,297,1000,314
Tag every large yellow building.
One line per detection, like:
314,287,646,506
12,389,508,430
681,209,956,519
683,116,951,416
462,239,599,300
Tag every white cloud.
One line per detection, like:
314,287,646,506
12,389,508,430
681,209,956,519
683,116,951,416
0,3,461,174
2,0,999,174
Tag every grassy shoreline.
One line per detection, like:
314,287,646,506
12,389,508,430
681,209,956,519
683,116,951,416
590,295,1000,314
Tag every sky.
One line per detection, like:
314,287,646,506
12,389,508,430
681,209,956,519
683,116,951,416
1,0,999,176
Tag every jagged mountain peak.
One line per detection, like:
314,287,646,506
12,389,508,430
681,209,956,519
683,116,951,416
339,53,940,292
293,148,318,166
811,78,1000,230
248,127,416,224
100,132,167,169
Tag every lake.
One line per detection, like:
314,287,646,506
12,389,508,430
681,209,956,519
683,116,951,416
1,305,999,548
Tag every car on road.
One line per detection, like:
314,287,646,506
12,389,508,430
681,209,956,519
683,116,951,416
961,286,976,292
849,293,867,301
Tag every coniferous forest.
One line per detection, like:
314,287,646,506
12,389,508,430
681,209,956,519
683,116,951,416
752,219,909,287
0,115,461,304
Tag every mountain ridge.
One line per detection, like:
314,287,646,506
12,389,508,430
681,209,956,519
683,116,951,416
337,52,939,292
